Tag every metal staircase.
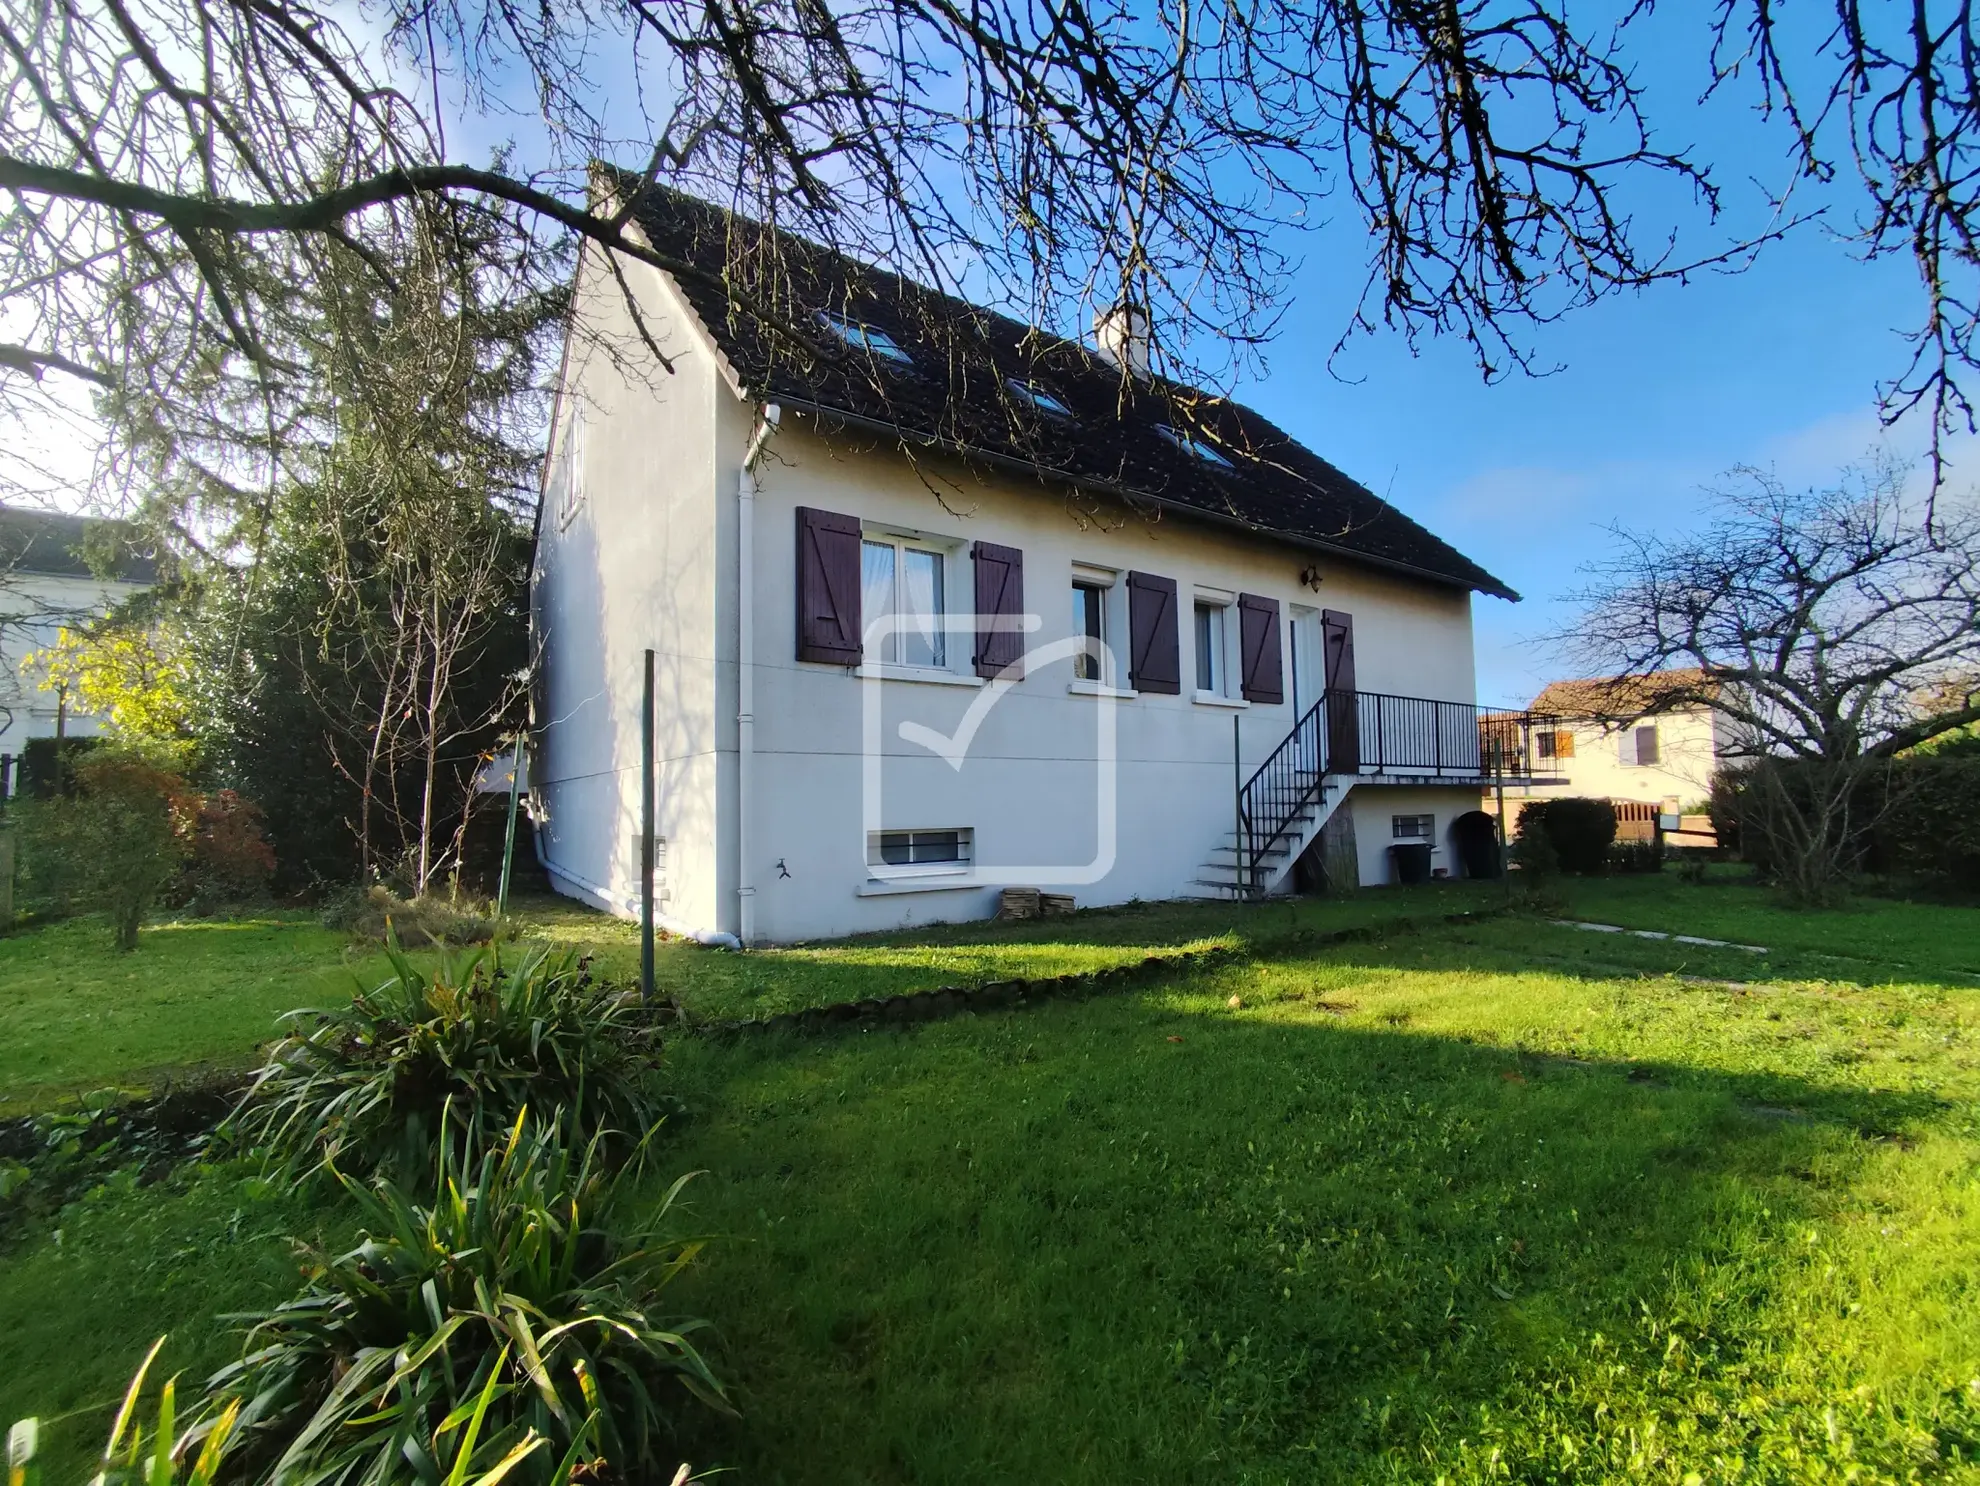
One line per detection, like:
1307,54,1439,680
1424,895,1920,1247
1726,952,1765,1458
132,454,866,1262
1188,689,1559,900
1191,693,1349,900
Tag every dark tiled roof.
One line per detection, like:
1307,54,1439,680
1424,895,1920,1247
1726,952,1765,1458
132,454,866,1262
620,180,1518,600
0,506,159,583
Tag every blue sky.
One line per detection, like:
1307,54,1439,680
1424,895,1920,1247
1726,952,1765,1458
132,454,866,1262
1239,208,1938,709
1180,8,1960,710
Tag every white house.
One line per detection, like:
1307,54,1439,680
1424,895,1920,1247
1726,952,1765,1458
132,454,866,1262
529,183,1547,944
0,506,158,786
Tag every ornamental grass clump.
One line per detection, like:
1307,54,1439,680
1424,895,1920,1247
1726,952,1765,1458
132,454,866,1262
233,938,666,1176
208,1112,724,1486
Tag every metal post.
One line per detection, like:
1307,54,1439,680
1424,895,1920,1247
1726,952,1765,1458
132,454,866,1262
496,735,523,916
640,649,655,1003
1232,713,1243,900
1495,727,1512,899
0,820,14,933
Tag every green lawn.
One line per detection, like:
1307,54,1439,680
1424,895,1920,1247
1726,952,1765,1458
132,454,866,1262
0,884,1501,1112
654,915,1980,1483
1559,870,1980,984
4,878,1979,1483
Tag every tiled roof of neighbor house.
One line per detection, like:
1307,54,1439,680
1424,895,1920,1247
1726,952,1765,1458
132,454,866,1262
0,505,159,584
618,179,1518,601
1530,669,1718,717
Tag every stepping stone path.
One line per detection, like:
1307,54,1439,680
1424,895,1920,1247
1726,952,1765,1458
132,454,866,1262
1552,920,1768,954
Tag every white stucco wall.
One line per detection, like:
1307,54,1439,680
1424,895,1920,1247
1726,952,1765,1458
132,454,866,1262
531,263,1499,942
0,570,149,760
1346,783,1494,885
529,244,738,932
1496,704,1723,819
737,419,1485,941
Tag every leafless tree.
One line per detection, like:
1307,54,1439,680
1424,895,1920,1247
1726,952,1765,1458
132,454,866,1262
2,0,1794,527
1711,2,1980,505
1562,455,1980,902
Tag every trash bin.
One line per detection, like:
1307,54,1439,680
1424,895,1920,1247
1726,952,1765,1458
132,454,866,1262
1388,842,1433,885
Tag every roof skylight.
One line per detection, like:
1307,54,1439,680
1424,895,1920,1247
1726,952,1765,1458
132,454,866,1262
1154,422,1236,470
817,310,912,365
1006,377,1074,419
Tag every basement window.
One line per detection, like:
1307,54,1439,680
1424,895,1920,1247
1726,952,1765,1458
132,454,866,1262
1392,814,1434,840
818,310,912,366
868,827,973,877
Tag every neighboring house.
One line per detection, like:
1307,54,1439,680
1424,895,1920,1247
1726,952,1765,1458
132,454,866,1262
0,506,159,782
1488,670,1733,843
530,184,1552,944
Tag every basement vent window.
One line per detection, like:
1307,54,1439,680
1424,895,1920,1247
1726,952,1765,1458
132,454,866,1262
1392,814,1434,841
627,833,669,901
1154,423,1236,470
818,310,912,366
868,827,973,877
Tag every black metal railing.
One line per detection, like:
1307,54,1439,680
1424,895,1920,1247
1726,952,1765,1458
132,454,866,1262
1234,692,1556,897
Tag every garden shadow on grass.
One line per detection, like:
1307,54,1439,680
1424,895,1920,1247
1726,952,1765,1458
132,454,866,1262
660,989,1950,1485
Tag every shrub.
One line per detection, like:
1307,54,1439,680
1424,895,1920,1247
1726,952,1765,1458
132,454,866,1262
14,748,191,949
1875,752,1980,889
232,940,667,1175
1509,808,1560,878
1539,797,1619,874
1606,837,1665,874
328,883,505,946
208,1115,724,1485
183,790,276,905
20,1329,663,1486
1514,798,1616,876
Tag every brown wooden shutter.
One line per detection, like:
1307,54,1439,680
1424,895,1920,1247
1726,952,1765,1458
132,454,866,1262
1126,571,1180,694
1236,593,1283,704
972,541,1025,680
1555,730,1575,758
1320,608,1358,770
796,506,862,664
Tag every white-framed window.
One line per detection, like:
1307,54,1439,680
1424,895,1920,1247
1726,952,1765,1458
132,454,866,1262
1154,422,1236,470
861,532,949,669
550,408,585,531
818,310,912,366
868,827,973,877
1007,377,1074,420
1072,578,1107,681
1193,600,1225,693
1069,562,1125,688
1393,813,1434,840
1629,724,1661,766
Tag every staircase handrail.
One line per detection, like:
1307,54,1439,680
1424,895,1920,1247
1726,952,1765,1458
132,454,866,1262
1236,690,1335,896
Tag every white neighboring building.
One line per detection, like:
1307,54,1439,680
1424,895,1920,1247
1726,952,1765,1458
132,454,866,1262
0,507,158,780
530,184,1550,944
1488,670,1734,843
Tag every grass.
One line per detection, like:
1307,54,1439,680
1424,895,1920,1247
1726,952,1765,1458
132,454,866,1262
1559,869,1980,984
0,1162,351,1469
0,883,1502,1112
653,915,1980,1483
3,874,1979,1482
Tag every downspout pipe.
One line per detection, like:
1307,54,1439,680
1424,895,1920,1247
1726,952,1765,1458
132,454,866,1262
737,403,781,946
